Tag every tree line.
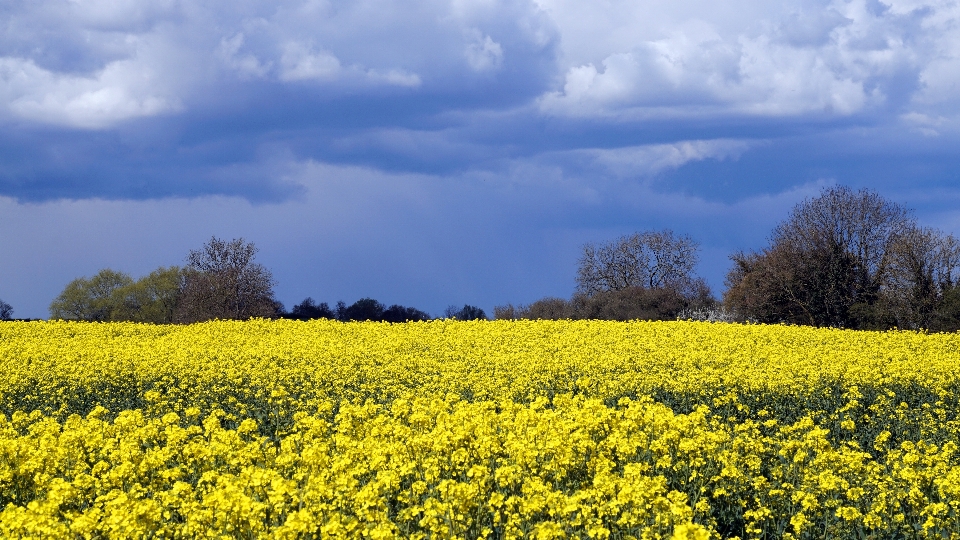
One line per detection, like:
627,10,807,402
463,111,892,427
496,186,960,331
2,185,959,330
26,236,485,324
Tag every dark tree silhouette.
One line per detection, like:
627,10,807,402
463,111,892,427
287,297,335,320
444,304,487,320
339,298,385,321
382,304,431,322
0,299,12,320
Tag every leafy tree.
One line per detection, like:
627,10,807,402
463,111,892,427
286,297,336,320
339,298,385,321
0,299,12,320
113,267,185,324
382,304,431,322
49,269,134,321
444,304,487,320
176,237,278,322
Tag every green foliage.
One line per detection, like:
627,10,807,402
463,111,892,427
49,267,184,323
49,269,134,321
114,267,186,324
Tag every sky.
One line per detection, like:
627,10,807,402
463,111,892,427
2,0,960,319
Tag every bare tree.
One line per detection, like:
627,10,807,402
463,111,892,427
881,226,960,329
576,230,701,296
176,237,277,322
494,229,713,322
0,299,12,320
444,304,487,320
493,304,522,320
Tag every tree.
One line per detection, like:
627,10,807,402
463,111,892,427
286,297,336,320
176,237,278,322
882,226,960,330
576,230,702,296
493,299,569,320
523,297,571,319
339,298,385,321
113,267,185,324
493,304,522,320
723,186,959,329
494,230,712,322
0,299,12,320
444,304,487,320
572,286,705,321
382,304,431,322
49,269,134,321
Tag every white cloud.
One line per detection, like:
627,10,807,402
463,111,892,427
3,0,959,134
0,56,182,129
537,0,956,120
217,33,273,79
465,30,504,72
279,42,341,82
900,111,945,136
220,35,420,87
365,68,422,87
1,0,550,128
539,28,882,117
586,139,755,177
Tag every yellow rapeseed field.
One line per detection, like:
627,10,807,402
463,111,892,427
1,319,960,538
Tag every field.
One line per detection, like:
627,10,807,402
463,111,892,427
1,319,960,539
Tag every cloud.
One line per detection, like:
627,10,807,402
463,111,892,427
0,57,182,129
279,42,341,82
465,30,504,72
0,0,554,131
585,139,755,177
217,34,274,79
221,35,422,87
537,0,949,120
364,69,422,88
65,0,182,32
0,0,958,206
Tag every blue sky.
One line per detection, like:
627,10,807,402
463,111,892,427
2,0,960,319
